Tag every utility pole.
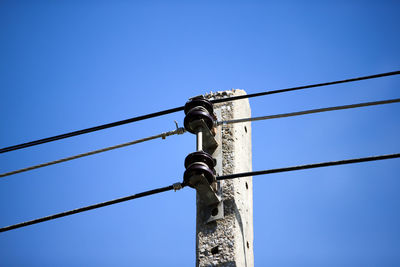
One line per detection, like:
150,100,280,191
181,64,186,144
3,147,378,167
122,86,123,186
195,90,254,267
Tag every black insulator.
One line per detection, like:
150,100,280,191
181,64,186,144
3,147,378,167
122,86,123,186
183,107,214,134
185,151,216,169
183,162,215,187
184,96,213,115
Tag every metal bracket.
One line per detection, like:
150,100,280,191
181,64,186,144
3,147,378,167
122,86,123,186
191,174,224,223
200,112,224,223
191,119,218,154
204,182,224,223
188,112,223,223
200,120,218,154
204,109,224,223
191,174,220,206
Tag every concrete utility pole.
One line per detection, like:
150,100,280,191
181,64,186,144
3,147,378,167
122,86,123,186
196,90,253,267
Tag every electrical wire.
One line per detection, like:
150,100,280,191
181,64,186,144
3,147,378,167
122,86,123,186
211,70,400,104
217,153,400,181
0,127,185,179
0,182,184,233
2,153,399,233
0,106,185,154
1,70,398,154
217,98,400,125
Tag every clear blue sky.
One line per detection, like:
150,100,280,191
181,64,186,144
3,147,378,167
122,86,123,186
1,1,399,266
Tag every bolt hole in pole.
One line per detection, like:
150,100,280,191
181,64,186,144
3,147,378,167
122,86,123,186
211,207,219,216
244,126,247,133
245,182,248,189
211,246,219,255
246,241,250,249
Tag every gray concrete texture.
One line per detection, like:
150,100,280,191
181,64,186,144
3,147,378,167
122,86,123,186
196,90,253,267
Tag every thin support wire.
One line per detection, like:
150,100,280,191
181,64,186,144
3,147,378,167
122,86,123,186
217,98,400,125
0,127,186,178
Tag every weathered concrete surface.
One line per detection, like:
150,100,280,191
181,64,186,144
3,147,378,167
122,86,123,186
196,90,253,267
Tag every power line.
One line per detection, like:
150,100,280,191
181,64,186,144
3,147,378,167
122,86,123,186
212,70,400,104
1,70,398,154
0,182,184,233
217,153,400,181
0,127,185,179
218,98,400,125
0,106,185,154
2,153,399,233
